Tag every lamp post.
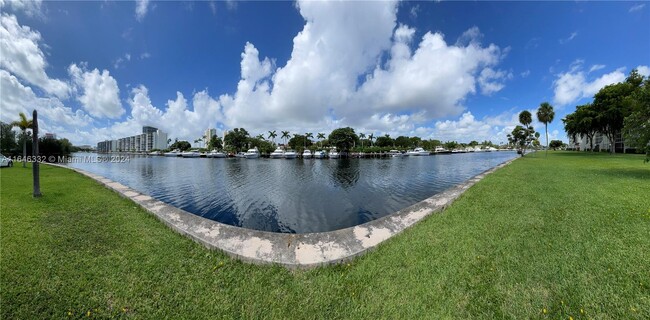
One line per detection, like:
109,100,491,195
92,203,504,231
32,110,41,197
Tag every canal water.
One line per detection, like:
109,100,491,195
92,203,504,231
67,152,517,233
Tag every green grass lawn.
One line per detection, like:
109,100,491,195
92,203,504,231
1,152,649,319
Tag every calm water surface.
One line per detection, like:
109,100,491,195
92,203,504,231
67,152,516,233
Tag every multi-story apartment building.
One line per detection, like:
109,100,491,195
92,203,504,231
204,128,217,146
97,126,168,153
568,131,632,153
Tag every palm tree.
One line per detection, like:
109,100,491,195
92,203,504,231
359,133,366,148
268,130,277,144
305,132,313,149
256,134,265,140
10,112,33,168
519,110,532,127
368,133,374,147
536,102,555,157
317,133,325,148
281,131,290,147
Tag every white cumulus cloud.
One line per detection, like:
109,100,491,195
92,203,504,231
217,0,507,140
0,0,43,18
553,64,627,106
68,63,125,119
0,69,92,133
0,14,69,98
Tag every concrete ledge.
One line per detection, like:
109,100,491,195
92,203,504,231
49,158,515,268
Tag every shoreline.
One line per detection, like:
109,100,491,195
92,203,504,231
48,156,517,268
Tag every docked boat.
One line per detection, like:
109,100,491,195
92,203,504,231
244,147,260,159
164,149,181,157
434,146,449,154
208,149,226,158
389,150,404,157
181,150,201,158
284,149,298,159
313,150,326,158
235,152,247,158
148,151,162,156
408,147,430,156
329,149,340,159
270,147,285,159
302,149,312,158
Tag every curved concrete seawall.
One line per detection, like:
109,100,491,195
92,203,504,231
51,157,515,268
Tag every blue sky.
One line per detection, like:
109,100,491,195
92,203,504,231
1,0,648,146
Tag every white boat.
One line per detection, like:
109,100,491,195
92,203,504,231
181,150,201,158
208,149,226,158
235,152,247,158
164,149,181,157
408,147,429,156
270,147,285,159
329,148,340,159
244,147,260,159
284,149,298,159
148,151,162,156
434,146,448,153
313,150,326,158
485,146,497,152
302,149,312,158
389,150,404,157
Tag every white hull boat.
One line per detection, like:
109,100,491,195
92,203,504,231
389,150,404,157
181,150,201,158
284,150,298,159
313,150,326,158
208,150,226,158
244,147,260,159
164,149,181,157
408,147,429,156
302,149,312,158
270,148,285,159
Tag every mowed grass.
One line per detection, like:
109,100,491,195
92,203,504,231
1,152,649,319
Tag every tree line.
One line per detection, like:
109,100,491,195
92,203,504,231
1,113,74,165
562,69,649,159
194,127,505,155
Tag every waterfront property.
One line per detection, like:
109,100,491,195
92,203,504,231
1,152,648,318
96,126,168,153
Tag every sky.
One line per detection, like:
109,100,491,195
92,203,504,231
1,0,649,147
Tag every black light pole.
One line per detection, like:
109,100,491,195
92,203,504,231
32,110,41,197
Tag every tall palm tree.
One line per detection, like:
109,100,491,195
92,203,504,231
10,112,33,168
536,102,555,157
305,132,313,149
281,131,290,147
256,134,265,140
359,133,366,148
317,133,325,148
519,110,532,127
368,133,374,147
268,130,277,144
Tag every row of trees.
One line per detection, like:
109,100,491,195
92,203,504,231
215,127,507,154
562,69,649,159
1,115,74,165
506,102,555,157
